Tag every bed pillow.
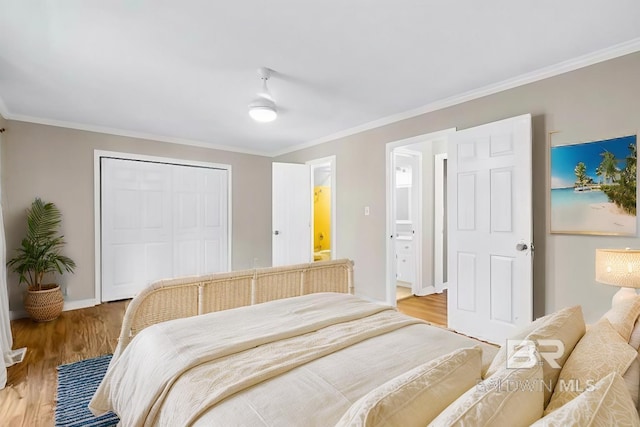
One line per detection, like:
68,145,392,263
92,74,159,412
629,318,640,350
482,310,555,376
335,347,482,427
531,372,640,427
484,305,585,407
429,361,543,427
545,318,637,414
602,295,640,342
623,355,640,409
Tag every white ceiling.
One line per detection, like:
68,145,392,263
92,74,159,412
1,1,640,156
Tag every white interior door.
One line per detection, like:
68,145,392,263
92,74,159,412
272,162,311,266
101,158,228,301
172,165,228,277
448,114,532,344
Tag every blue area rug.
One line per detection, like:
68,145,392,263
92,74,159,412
56,354,119,427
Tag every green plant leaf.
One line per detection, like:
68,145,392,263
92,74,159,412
6,198,76,289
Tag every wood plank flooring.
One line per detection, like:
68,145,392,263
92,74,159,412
0,301,127,427
397,290,447,326
0,293,446,426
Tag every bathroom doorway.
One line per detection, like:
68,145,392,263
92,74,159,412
392,149,422,299
385,129,454,307
307,156,336,262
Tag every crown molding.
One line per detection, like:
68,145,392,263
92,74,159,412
5,113,270,157
273,37,640,157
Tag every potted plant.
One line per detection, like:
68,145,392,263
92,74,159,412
7,198,76,322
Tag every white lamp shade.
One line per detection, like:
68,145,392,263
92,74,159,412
595,248,640,288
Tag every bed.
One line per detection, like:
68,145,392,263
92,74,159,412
89,259,498,426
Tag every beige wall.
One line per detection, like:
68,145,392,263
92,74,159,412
0,114,5,198
2,122,272,311
276,52,640,323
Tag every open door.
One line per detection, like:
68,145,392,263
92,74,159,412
447,114,533,344
272,162,311,266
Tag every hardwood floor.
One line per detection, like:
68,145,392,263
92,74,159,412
0,301,127,427
0,293,446,426
397,290,447,326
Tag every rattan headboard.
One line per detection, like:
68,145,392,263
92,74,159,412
112,259,354,360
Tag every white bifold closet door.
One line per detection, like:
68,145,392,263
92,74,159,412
101,158,228,302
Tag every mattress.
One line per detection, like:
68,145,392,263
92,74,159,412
90,293,497,426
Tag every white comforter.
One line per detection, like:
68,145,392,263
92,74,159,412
90,293,497,426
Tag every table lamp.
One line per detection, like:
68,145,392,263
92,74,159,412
595,248,640,306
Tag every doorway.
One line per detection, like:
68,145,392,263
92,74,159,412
308,156,336,262
272,156,336,266
392,149,422,299
385,129,455,307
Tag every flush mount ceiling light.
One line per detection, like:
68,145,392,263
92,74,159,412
248,67,277,123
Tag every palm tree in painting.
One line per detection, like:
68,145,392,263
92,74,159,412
595,164,603,185
599,151,619,184
574,162,589,189
601,144,637,215
622,143,637,183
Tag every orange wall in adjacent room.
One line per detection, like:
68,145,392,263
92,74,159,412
314,186,331,251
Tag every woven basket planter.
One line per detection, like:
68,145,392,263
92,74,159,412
24,284,64,322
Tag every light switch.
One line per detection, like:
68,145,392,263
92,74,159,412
364,206,370,216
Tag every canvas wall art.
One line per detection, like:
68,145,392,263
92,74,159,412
550,134,637,235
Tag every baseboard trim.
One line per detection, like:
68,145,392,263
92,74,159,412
354,293,387,306
10,298,98,320
9,309,27,321
415,285,437,297
63,298,98,312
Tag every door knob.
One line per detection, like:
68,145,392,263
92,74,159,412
516,243,528,251
274,230,280,236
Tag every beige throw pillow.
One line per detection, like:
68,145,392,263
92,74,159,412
484,305,585,407
603,295,640,342
429,362,543,427
481,313,548,377
545,318,637,414
335,347,482,427
531,372,640,427
629,318,640,350
623,355,640,408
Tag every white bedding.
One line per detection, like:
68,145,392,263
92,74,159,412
90,293,497,426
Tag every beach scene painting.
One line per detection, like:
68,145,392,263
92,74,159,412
550,134,637,235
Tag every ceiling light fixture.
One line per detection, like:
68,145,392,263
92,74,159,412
248,67,277,123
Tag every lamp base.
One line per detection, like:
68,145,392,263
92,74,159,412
612,287,639,306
